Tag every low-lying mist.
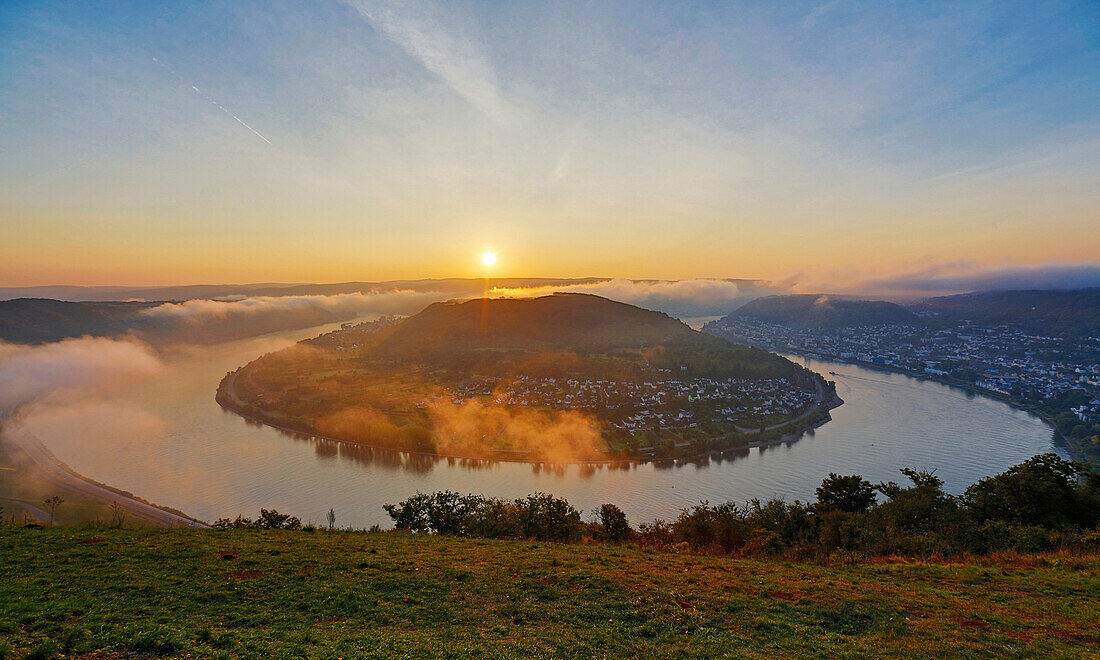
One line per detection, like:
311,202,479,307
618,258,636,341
141,290,449,322
0,337,163,413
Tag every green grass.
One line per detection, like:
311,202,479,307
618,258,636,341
1,528,1098,658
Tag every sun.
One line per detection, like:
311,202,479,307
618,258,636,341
481,251,497,267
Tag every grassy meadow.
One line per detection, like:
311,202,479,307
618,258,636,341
1,527,1098,659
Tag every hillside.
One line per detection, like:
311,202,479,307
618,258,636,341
0,297,356,345
916,288,1100,337
1,528,1097,658
714,294,918,328
0,298,156,343
371,293,797,379
377,293,712,356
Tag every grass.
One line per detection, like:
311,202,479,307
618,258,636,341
1,528,1098,658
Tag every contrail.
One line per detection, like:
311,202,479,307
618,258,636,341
153,57,273,145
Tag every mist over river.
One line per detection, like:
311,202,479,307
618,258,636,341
12,321,1060,528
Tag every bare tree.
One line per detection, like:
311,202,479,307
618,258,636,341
327,508,336,530
43,495,64,526
109,501,127,528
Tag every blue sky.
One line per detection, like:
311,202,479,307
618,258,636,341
0,1,1097,286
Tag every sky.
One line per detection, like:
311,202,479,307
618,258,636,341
0,1,1097,289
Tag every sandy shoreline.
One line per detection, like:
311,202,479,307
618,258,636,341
1,415,208,528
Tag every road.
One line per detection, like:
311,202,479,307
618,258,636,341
1,418,208,528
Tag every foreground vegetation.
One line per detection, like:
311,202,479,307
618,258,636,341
2,527,1099,659
380,453,1100,559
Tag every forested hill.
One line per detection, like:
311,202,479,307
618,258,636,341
916,288,1100,337
712,294,918,328
375,293,702,355
0,298,157,343
364,293,799,380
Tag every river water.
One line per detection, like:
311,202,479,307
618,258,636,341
17,322,1060,528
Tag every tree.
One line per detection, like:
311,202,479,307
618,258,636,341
109,501,126,528
43,496,64,526
256,508,302,530
595,503,631,542
327,508,336,530
875,469,961,536
963,453,1096,529
815,474,876,513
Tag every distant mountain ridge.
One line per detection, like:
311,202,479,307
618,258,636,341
714,294,918,328
0,297,354,345
0,298,157,343
915,288,1100,336
707,288,1099,337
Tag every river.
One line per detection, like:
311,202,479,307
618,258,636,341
13,321,1060,528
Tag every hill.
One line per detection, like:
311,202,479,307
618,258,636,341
377,293,714,356
221,295,829,461
0,297,357,345
714,294,918,328
1,527,1097,658
916,288,1100,337
370,293,800,380
0,298,156,343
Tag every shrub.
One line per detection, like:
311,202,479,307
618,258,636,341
816,474,877,513
963,453,1097,529
595,503,631,542
514,493,584,542
212,509,301,530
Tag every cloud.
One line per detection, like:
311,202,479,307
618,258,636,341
347,0,507,123
0,337,162,412
140,290,450,321
137,281,780,324
861,262,1100,295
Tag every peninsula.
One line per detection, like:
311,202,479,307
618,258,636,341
218,294,839,461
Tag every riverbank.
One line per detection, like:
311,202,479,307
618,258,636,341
217,367,843,466
0,416,207,528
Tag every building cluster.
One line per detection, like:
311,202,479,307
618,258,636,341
445,375,817,431
710,319,1100,424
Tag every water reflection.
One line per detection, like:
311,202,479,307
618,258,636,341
258,397,825,477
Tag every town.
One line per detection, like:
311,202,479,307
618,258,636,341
440,374,819,432
707,317,1100,459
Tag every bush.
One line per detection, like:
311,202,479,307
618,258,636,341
212,509,301,530
816,474,877,513
382,491,583,542
594,504,631,542
963,453,1097,530
514,493,584,542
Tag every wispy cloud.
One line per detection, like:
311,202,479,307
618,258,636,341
346,0,507,123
